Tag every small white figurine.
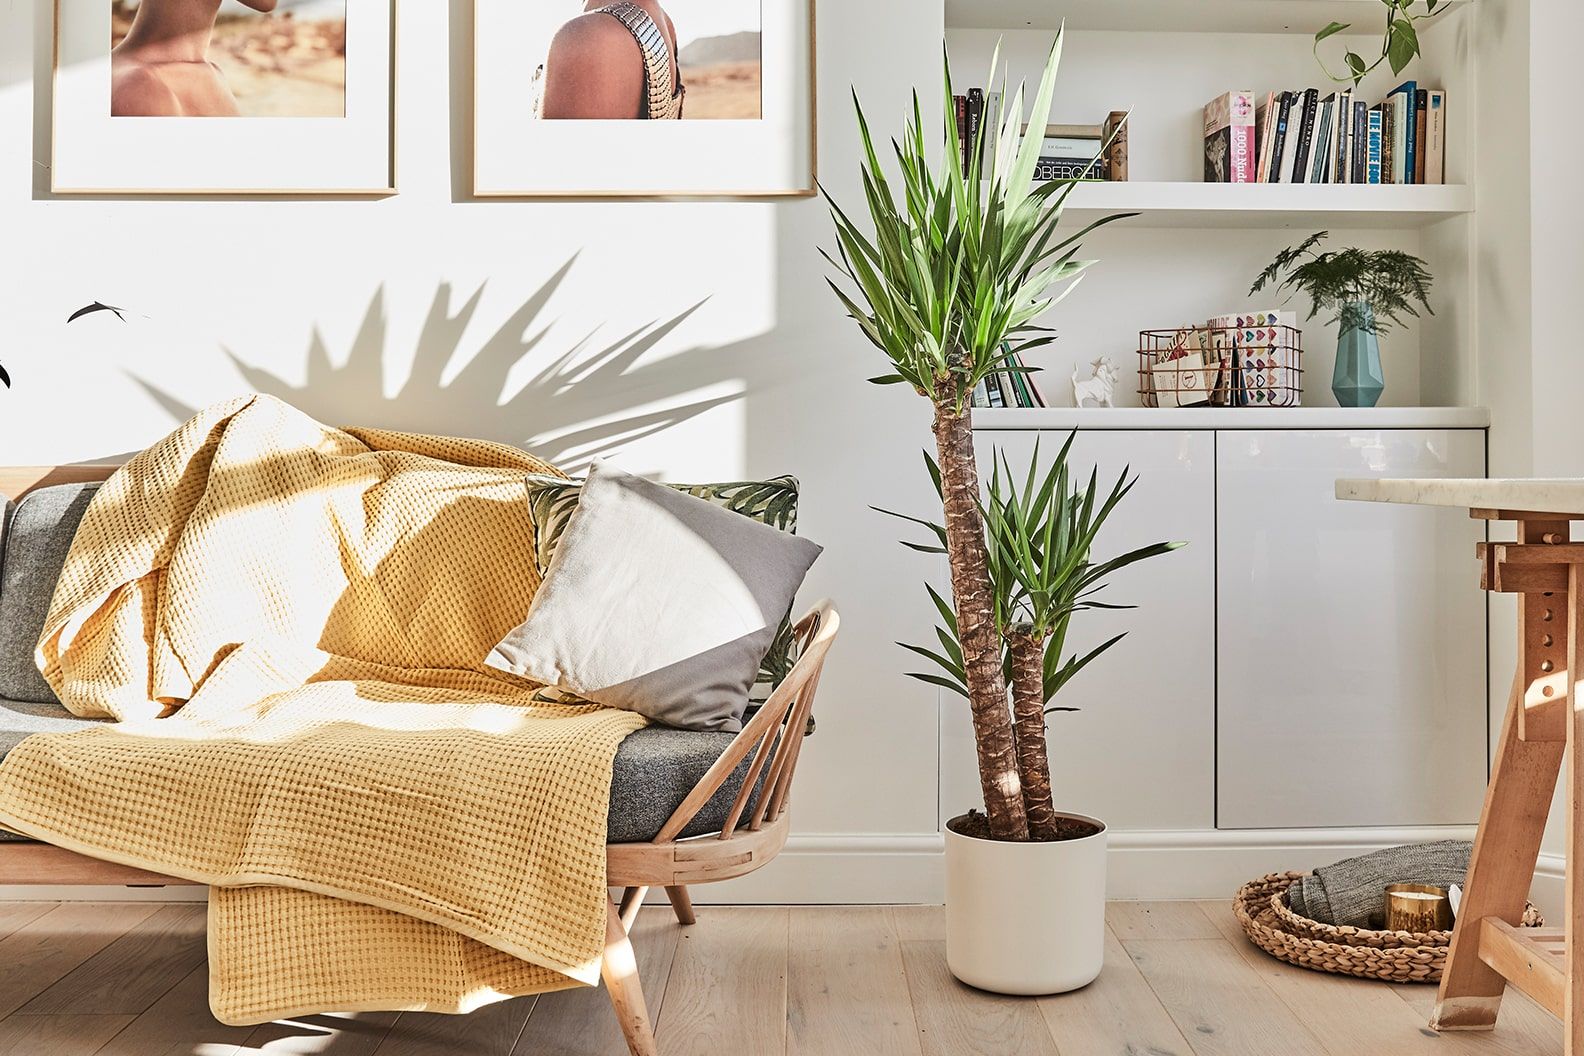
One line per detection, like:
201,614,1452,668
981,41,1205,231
1072,356,1121,408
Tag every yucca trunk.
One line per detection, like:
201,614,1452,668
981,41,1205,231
1007,627,1058,840
932,378,1028,841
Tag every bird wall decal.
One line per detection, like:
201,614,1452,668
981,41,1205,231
67,301,128,324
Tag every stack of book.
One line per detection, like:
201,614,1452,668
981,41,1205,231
953,89,1128,181
970,347,1048,409
1203,83,1447,185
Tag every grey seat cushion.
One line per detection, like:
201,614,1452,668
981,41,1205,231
0,703,765,846
0,482,101,703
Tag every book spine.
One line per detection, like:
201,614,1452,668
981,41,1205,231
1352,101,1368,183
1255,92,1277,183
1335,90,1352,184
1382,99,1396,184
1034,157,1104,181
1367,107,1384,184
1413,88,1429,184
1425,90,1446,184
1269,92,1293,183
971,378,990,408
1231,90,1256,183
965,88,984,170
954,95,967,167
1309,97,1333,184
985,373,1005,408
1290,89,1318,184
984,90,1002,165
1388,82,1415,184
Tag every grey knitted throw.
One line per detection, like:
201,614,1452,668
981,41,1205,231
1286,841,1471,929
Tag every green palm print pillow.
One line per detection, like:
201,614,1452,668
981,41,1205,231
524,473,802,701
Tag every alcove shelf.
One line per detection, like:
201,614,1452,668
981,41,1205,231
1058,181,1472,229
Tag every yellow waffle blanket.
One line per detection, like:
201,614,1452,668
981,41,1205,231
0,395,647,1024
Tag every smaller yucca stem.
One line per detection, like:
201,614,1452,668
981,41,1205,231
1008,626,1058,840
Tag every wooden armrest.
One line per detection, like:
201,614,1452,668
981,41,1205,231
650,601,838,845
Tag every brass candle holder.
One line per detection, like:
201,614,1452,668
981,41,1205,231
1384,883,1455,933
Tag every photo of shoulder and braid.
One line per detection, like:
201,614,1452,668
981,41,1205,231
110,0,346,118
531,0,762,120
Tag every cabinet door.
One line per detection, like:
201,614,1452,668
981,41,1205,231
1215,429,1487,830
940,430,1217,832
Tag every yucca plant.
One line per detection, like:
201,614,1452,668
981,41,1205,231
823,30,1130,840
981,437,1181,839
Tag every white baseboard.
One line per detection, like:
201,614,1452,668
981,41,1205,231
2,826,1495,906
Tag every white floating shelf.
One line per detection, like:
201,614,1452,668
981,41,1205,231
972,406,1492,431
947,0,1470,35
1051,181,1472,229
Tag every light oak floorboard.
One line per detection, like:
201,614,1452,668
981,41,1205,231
512,906,682,1056
371,996,535,1056
0,1014,135,1056
1037,925,1194,1056
1196,899,1500,1056
1398,977,1563,1056
653,907,789,1056
0,901,53,942
241,1011,401,1055
16,904,206,1016
1107,900,1221,942
1124,937,1329,1056
788,907,922,1056
899,940,1060,1056
0,903,160,1020
93,962,252,1056
887,905,943,944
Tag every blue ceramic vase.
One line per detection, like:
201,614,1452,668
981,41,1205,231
1332,302,1384,407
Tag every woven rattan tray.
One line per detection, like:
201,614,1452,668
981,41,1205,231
1234,871,1544,984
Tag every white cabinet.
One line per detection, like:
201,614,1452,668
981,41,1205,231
1214,430,1488,829
942,430,1217,831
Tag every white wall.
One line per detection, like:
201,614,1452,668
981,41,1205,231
0,0,952,901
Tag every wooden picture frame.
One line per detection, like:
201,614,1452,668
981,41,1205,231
51,0,398,196
472,0,817,199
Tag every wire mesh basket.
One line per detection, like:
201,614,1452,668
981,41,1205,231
1138,317,1303,408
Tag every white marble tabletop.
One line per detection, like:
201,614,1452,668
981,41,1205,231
1337,478,1584,516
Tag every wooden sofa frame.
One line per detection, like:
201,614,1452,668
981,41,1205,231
0,464,840,1056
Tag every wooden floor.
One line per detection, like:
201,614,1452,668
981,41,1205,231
0,899,1564,1055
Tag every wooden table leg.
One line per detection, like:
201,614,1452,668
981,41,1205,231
1567,567,1584,1055
1434,540,1569,1031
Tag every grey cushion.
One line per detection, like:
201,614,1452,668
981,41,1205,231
487,461,822,733
0,702,767,846
0,482,101,703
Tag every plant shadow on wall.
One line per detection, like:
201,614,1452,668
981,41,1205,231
130,258,754,472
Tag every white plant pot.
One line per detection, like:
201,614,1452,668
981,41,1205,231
944,811,1108,995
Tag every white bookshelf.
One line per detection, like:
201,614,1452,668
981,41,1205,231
1060,181,1472,229
942,1,1479,411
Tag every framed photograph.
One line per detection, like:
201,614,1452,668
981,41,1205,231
473,0,815,198
52,0,396,195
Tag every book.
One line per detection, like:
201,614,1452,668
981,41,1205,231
1102,111,1129,181
965,88,985,169
1268,92,1294,183
1255,91,1277,183
984,90,1002,166
1352,100,1369,183
1034,157,1105,181
1334,89,1352,184
985,372,1005,408
1367,106,1384,183
1288,89,1319,184
1388,81,1417,184
1413,88,1429,184
971,378,990,408
1381,98,1396,183
1425,89,1446,184
1309,94,1335,184
954,95,967,165
1203,90,1256,183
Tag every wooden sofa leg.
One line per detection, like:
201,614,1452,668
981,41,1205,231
664,885,696,926
602,897,658,1056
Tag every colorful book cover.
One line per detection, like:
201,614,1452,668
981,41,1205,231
1367,107,1384,184
1255,91,1279,183
1389,81,1417,184
1204,90,1256,183
1413,89,1428,184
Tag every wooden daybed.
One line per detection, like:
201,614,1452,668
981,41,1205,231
0,464,839,1056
